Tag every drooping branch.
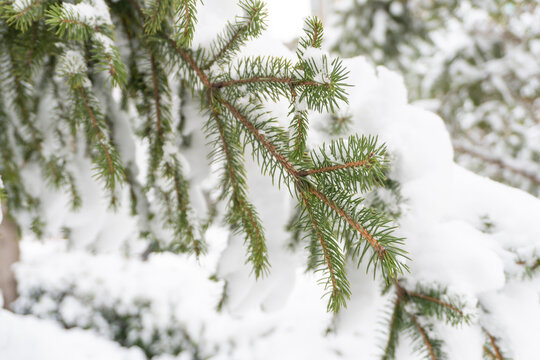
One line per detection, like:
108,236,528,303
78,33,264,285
382,296,402,360
79,88,115,178
300,192,341,304
210,107,268,277
154,4,405,288
150,54,163,137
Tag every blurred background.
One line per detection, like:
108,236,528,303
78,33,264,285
320,0,540,197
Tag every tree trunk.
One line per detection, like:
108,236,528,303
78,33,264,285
0,203,19,309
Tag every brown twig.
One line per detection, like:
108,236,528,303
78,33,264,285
407,310,438,360
298,159,371,177
486,331,504,360
162,34,211,87
213,77,321,89
408,291,464,316
221,98,299,176
483,346,497,360
148,0,162,28
308,187,386,257
180,0,192,43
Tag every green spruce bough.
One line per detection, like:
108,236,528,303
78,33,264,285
0,0,406,313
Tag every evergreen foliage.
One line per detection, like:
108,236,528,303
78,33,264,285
379,281,472,360
0,0,409,313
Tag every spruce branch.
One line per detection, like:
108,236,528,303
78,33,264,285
77,87,123,192
59,50,124,195
288,100,308,161
3,0,43,31
395,281,470,325
405,309,442,360
302,135,387,192
144,0,173,34
381,297,404,360
208,105,269,277
483,330,509,360
296,16,324,57
379,281,471,359
45,3,111,41
300,191,351,312
174,0,198,46
202,0,267,71
91,33,127,86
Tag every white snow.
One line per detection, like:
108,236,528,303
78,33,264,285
62,0,112,27
61,50,87,74
0,308,145,360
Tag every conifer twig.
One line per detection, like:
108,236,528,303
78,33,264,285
483,346,497,360
220,97,388,261
150,54,163,137
298,158,372,177
407,310,438,360
213,77,323,88
407,291,463,316
220,98,298,176
308,187,386,257
210,107,268,277
300,192,341,302
79,88,115,178
202,3,262,70
382,296,402,360
486,331,503,360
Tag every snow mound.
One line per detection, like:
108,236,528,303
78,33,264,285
0,308,145,360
